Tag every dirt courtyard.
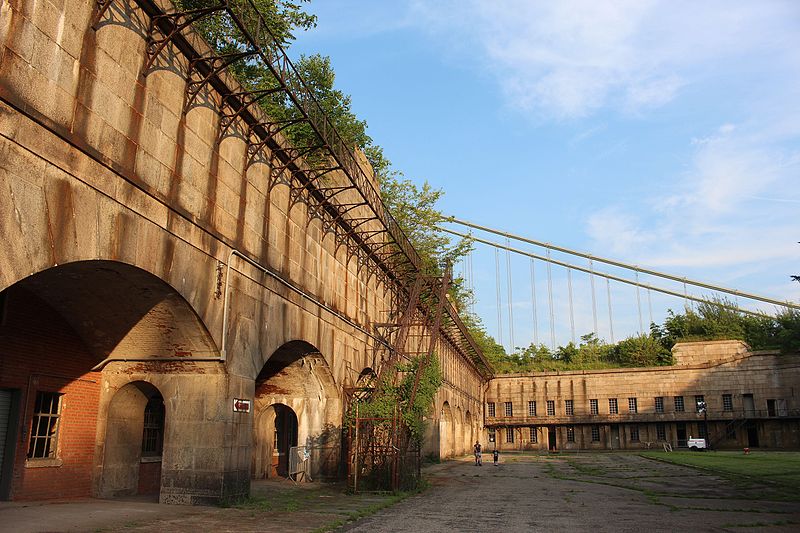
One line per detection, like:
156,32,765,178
1,453,798,532
345,453,800,533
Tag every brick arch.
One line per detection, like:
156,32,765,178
2,260,219,364
252,340,341,480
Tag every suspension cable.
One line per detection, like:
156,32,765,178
439,226,792,316
444,217,798,311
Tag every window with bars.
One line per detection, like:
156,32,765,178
628,398,638,413
630,425,640,442
566,426,575,442
528,400,537,417
591,425,600,442
142,398,165,457
506,428,515,443
656,423,666,441
674,396,684,412
565,400,574,416
655,396,664,413
504,402,513,417
546,400,555,416
27,392,62,460
488,402,495,417
590,399,598,415
608,398,618,414
530,426,538,443
722,394,733,411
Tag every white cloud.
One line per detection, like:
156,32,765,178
585,120,800,273
410,0,800,119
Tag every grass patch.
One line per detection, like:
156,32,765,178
639,451,800,491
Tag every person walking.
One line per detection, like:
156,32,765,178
473,441,482,466
493,448,499,466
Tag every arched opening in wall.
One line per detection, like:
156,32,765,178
252,341,340,481
455,407,463,456
0,260,218,501
465,411,473,452
253,403,298,478
440,402,453,459
99,381,165,499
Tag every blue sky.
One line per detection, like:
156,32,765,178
289,1,800,351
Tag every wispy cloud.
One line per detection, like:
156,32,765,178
410,0,800,119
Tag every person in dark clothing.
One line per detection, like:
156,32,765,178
473,441,482,466
493,449,499,466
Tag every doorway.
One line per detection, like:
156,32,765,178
548,427,557,450
271,404,298,478
746,422,760,447
676,423,687,447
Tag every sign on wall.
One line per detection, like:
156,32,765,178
233,398,251,413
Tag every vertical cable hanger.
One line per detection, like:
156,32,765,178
607,278,615,344
506,237,515,353
495,248,504,347
547,249,556,352
589,259,598,337
635,269,643,334
567,267,575,344
530,258,539,346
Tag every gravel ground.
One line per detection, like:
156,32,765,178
2,453,799,532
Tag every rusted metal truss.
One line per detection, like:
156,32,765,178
92,0,492,378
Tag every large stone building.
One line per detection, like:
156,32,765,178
0,0,488,504
485,341,800,452
0,0,797,508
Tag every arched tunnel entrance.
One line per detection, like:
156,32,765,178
0,260,219,501
252,341,341,481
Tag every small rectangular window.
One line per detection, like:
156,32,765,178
655,397,664,413
565,400,574,416
722,394,733,411
628,398,638,414
566,426,575,442
504,402,513,417
506,428,515,443
609,398,618,414
528,400,537,417
530,426,538,443
28,392,62,459
656,423,666,441
546,400,555,416
590,399,598,415
674,396,684,412
591,425,600,442
630,425,639,442
488,402,495,417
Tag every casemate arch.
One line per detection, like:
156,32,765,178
0,260,224,502
252,341,341,480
